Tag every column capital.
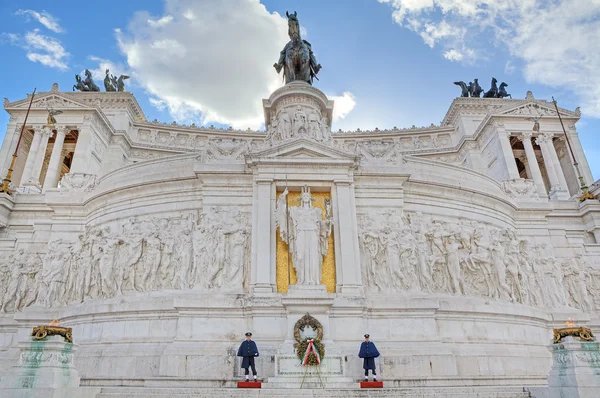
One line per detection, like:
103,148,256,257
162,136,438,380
518,132,533,141
498,130,512,139
55,125,70,137
32,125,45,134
40,126,53,138
535,134,552,146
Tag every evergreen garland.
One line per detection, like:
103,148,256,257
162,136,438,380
296,338,325,366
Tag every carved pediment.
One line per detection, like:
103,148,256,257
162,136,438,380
6,93,91,111
498,101,576,118
246,138,360,168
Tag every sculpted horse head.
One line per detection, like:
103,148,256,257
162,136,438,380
286,11,300,40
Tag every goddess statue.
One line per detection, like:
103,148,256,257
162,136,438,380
275,185,333,285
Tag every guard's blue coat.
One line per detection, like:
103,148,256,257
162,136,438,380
237,340,259,368
358,341,380,370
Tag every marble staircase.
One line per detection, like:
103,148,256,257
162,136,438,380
94,386,532,397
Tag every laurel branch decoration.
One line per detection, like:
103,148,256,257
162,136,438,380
293,312,324,344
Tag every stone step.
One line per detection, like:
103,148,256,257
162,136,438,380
95,386,532,398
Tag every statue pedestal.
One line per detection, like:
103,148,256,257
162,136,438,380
0,335,100,398
541,336,600,398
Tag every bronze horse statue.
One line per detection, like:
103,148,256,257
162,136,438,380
484,77,498,98
470,78,483,97
498,82,512,98
454,81,469,97
274,11,321,85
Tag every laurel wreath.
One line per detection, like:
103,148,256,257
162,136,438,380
296,338,325,366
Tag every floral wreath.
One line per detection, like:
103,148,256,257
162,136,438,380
294,312,325,366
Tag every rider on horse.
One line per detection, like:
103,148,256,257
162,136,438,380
274,11,322,85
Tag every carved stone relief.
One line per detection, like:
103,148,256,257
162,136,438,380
357,211,594,311
0,207,251,311
501,179,540,200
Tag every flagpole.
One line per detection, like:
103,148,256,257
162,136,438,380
0,88,36,195
551,96,594,202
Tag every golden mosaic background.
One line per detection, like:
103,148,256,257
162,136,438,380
276,191,336,293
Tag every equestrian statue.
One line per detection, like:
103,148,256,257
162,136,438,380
274,11,322,85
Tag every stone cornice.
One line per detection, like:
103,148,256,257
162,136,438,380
441,97,579,127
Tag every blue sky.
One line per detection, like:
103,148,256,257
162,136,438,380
1,0,598,181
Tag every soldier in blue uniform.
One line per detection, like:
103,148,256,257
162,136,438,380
237,332,259,381
358,334,380,381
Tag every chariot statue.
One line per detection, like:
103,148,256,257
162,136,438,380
274,11,322,85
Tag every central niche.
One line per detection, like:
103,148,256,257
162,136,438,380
275,189,336,293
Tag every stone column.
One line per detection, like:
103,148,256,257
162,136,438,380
334,180,363,294
518,132,547,197
543,133,571,195
535,134,569,200
567,129,594,186
27,126,52,186
20,126,43,185
0,118,19,177
497,129,520,180
251,178,274,293
69,118,92,174
42,126,69,189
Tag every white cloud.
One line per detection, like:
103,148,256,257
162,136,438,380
377,0,600,117
116,0,291,129
148,15,173,28
329,92,357,121
443,49,462,62
16,9,64,33
504,60,515,75
3,29,69,70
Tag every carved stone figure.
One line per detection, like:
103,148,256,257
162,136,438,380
454,81,469,97
274,12,322,85
292,106,307,137
563,249,593,311
484,77,498,98
275,186,333,285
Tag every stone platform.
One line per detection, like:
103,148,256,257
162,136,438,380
94,386,531,397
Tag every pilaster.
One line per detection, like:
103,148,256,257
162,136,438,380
251,178,275,293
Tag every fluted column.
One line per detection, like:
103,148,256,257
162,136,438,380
535,134,569,200
42,126,69,189
27,126,52,186
497,129,520,180
518,132,547,197
20,126,43,185
544,133,570,195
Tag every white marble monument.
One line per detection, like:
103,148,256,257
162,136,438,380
0,79,598,397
